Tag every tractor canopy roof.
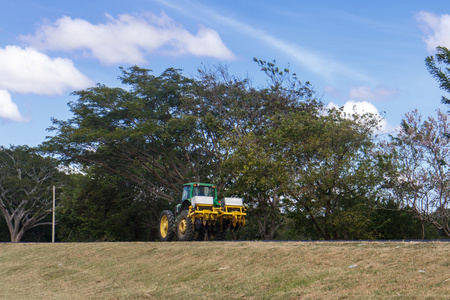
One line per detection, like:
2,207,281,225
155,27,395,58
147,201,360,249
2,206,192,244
183,182,216,187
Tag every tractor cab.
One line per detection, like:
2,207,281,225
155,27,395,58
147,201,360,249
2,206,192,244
176,182,219,214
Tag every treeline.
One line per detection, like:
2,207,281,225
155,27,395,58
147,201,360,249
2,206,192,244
1,53,450,242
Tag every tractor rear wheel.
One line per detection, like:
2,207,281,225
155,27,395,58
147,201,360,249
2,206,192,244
207,223,227,241
159,210,175,242
177,210,194,241
195,226,206,241
210,230,227,241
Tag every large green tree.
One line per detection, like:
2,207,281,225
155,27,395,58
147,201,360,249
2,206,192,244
228,106,383,240
280,108,382,240
216,59,319,240
0,146,64,242
45,67,217,204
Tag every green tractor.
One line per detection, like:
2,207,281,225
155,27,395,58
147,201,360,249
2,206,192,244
158,182,246,241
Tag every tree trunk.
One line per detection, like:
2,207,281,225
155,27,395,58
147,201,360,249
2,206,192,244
11,230,25,243
304,204,328,240
420,219,425,240
0,204,49,242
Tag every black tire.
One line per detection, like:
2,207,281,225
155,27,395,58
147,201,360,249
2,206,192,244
207,223,227,241
177,210,194,241
212,230,227,241
159,210,175,242
195,226,206,241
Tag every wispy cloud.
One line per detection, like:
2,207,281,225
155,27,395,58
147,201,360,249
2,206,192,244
349,85,398,102
21,12,235,65
155,0,372,83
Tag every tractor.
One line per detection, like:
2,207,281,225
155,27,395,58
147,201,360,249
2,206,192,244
158,182,246,241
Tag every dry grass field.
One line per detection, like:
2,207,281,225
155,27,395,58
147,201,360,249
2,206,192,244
0,241,448,299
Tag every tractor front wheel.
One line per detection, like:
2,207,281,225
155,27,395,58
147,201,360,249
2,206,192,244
177,210,194,241
159,210,175,242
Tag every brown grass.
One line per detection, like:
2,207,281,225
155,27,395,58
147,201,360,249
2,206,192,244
0,241,449,299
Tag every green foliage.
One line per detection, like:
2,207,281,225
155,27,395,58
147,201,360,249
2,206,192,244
224,102,384,240
45,66,205,203
268,108,381,240
218,60,319,240
57,169,165,242
425,46,450,106
370,200,442,240
40,60,420,241
2,55,447,242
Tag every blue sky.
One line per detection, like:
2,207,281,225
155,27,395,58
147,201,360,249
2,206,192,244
1,0,450,146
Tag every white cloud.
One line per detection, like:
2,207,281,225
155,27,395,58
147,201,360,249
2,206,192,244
339,101,381,117
349,85,398,102
21,13,236,65
0,90,27,122
0,46,92,95
327,100,395,134
416,11,450,52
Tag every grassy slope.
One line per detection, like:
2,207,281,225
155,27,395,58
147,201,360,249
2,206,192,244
0,241,449,299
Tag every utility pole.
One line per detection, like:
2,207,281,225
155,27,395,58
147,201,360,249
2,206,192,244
52,185,55,243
